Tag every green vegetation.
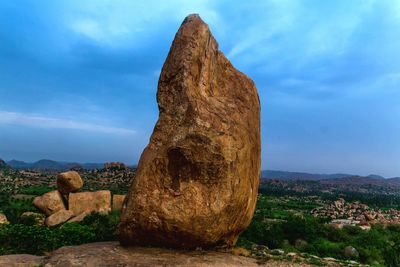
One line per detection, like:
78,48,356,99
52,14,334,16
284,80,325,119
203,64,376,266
237,195,400,267
0,211,120,255
2,178,400,266
18,185,55,196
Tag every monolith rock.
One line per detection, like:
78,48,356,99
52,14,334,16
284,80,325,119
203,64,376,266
119,14,261,249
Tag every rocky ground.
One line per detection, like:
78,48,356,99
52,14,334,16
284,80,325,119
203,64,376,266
0,241,317,267
311,198,400,229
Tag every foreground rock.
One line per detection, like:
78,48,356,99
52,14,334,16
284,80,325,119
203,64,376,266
0,254,44,267
57,171,83,194
69,190,111,216
120,14,261,249
45,210,74,227
33,190,66,216
0,242,313,267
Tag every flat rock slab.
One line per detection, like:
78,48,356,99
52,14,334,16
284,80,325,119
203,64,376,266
0,254,45,267
0,242,315,267
18,242,312,267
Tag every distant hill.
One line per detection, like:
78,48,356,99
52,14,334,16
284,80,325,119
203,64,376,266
261,170,398,184
261,170,352,180
6,159,105,171
0,158,8,169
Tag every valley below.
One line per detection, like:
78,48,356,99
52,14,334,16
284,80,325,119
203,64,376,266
1,161,400,266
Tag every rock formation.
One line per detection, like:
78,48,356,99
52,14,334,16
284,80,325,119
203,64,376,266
69,190,111,216
119,14,261,248
33,190,66,216
45,210,74,227
57,171,83,194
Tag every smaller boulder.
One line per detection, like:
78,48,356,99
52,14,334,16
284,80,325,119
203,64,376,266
294,239,308,250
112,194,126,211
69,190,111,216
57,171,83,194
344,246,359,258
46,210,74,227
0,213,9,224
68,211,89,223
20,212,45,225
33,190,66,216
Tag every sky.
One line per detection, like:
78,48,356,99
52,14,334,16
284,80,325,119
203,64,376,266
0,0,399,177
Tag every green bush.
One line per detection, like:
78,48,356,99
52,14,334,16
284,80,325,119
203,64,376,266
0,211,120,255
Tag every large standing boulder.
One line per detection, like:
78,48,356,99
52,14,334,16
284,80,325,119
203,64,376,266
69,190,111,216
57,171,83,194
119,14,261,248
33,190,66,216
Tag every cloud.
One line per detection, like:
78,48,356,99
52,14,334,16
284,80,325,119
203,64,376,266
0,111,135,135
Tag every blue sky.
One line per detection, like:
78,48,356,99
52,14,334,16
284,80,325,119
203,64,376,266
0,0,399,177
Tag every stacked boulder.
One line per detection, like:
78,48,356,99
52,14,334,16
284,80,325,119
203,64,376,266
32,171,125,227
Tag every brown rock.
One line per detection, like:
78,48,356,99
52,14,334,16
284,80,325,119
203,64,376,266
0,213,9,224
119,14,260,248
0,254,45,267
69,190,111,216
57,171,83,194
45,210,74,227
43,242,310,267
112,194,126,211
33,190,66,216
67,211,89,223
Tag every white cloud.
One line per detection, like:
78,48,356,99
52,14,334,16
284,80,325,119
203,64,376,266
65,0,217,46
0,111,135,135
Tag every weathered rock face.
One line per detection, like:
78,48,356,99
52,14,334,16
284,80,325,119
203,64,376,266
57,171,83,194
33,190,66,216
69,190,111,216
119,14,260,248
45,210,74,227
112,194,126,211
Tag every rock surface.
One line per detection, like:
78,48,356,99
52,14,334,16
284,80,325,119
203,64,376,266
119,14,261,248
33,190,66,216
68,211,89,223
0,254,44,267
57,171,83,194
112,194,125,211
0,242,313,267
45,209,74,227
69,190,111,216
